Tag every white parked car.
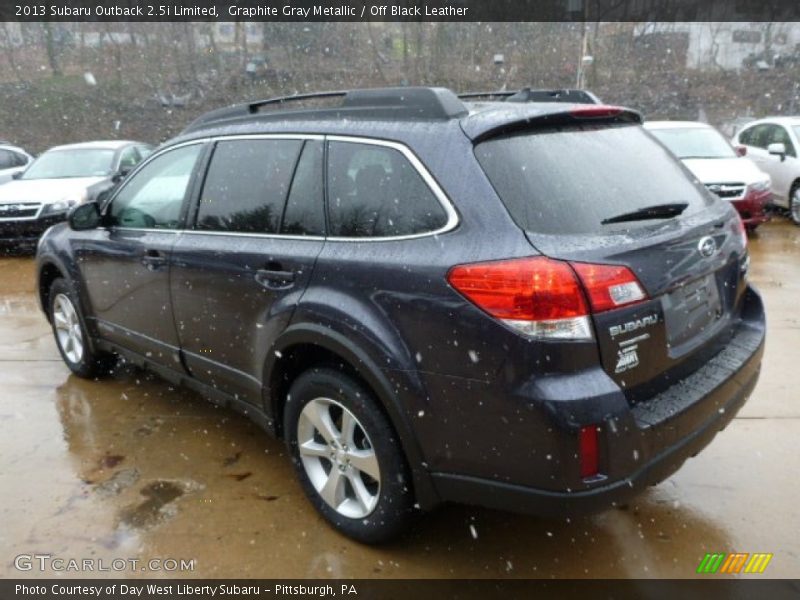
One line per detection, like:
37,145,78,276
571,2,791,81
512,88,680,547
0,140,152,248
732,116,800,225
645,121,772,230
0,143,33,185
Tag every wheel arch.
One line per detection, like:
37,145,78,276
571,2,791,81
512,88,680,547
38,261,66,321
264,323,440,509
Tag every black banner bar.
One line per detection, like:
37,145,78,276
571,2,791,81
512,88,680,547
2,580,800,600
2,0,800,22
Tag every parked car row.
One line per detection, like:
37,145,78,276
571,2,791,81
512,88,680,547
645,116,800,228
644,121,773,231
0,140,152,248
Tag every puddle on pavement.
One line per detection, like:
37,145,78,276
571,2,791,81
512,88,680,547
118,480,190,530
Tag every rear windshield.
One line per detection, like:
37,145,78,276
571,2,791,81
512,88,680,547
475,123,714,235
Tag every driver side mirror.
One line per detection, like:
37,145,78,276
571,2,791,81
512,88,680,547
68,201,102,231
113,165,134,183
12,171,21,180
734,145,747,157
768,142,787,161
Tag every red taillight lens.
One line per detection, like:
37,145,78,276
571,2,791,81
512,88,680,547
447,256,588,321
579,425,600,479
571,262,647,313
447,256,648,340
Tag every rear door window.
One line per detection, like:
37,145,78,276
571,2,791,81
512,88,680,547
196,139,303,234
475,123,714,235
326,141,448,238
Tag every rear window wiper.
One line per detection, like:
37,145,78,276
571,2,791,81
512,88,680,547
601,202,688,225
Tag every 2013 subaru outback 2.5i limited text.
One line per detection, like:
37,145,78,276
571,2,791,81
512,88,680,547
36,87,765,542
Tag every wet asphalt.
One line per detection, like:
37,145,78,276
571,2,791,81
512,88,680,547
0,218,798,579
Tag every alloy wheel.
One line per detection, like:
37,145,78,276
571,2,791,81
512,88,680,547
297,397,381,519
53,293,84,364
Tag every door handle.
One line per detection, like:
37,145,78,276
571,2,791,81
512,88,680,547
255,267,296,290
141,249,167,270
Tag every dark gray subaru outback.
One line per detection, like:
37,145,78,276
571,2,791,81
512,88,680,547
36,87,765,542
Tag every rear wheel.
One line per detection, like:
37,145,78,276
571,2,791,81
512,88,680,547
284,368,415,543
48,278,115,378
790,182,800,226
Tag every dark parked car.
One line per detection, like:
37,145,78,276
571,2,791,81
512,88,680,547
36,87,765,542
0,140,152,248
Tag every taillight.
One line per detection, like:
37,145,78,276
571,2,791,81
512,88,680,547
571,262,647,313
447,257,648,340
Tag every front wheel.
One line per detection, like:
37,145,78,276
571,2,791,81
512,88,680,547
284,368,415,543
48,278,115,378
790,183,800,226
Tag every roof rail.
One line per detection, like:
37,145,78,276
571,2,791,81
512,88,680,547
459,88,601,105
183,87,468,133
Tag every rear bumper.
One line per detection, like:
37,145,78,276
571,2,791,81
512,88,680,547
0,214,65,246
432,287,765,516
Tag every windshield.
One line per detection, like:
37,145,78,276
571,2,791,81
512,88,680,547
475,123,713,235
22,148,115,179
647,126,736,159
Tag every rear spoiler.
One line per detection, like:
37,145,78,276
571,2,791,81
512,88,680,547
462,105,643,143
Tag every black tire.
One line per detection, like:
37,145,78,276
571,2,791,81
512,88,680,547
790,182,800,226
48,278,116,378
284,367,415,543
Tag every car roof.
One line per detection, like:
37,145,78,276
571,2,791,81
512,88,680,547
741,116,800,127
0,144,29,153
175,86,640,147
46,140,140,152
644,121,714,130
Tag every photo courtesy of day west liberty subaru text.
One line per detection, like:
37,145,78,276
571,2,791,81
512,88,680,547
5,0,800,22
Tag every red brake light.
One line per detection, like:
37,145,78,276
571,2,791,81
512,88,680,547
446,257,588,321
579,425,600,479
447,257,649,340
571,262,647,313
570,105,623,118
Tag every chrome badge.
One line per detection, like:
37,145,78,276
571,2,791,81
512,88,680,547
698,236,717,258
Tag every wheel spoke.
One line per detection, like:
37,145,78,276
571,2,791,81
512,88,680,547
348,471,376,514
303,401,340,444
319,468,346,508
71,335,83,361
54,311,68,329
340,410,357,446
347,448,380,481
299,439,330,459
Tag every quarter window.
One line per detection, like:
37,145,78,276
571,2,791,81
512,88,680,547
196,139,303,234
109,144,202,229
326,141,447,238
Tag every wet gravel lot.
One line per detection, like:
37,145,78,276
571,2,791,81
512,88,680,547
0,219,798,579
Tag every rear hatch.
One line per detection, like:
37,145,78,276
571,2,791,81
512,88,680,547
474,119,749,402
